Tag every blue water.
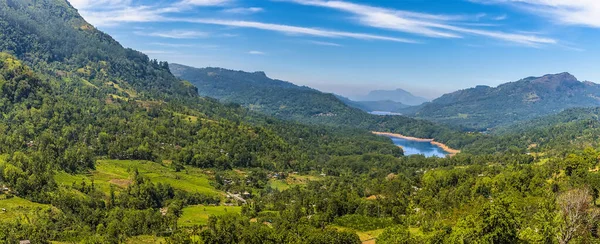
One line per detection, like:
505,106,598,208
387,136,449,157
369,111,403,116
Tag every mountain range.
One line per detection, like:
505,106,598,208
352,88,430,106
404,72,600,130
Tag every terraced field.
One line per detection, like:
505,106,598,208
55,160,220,196
0,197,55,223
179,205,242,227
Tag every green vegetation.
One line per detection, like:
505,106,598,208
0,197,54,223
55,160,218,196
169,64,480,150
3,0,600,243
406,72,600,130
179,205,242,227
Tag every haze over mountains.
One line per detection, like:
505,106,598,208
352,88,430,106
173,61,600,132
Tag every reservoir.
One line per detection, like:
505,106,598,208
386,136,449,157
369,111,403,116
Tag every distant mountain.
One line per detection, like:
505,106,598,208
354,88,429,106
407,72,600,130
335,95,409,113
171,63,475,149
170,64,354,121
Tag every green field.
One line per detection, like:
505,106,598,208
0,197,54,223
125,235,166,244
55,160,219,196
331,225,385,243
267,174,325,191
179,205,242,227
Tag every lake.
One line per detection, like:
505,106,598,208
386,136,449,157
369,111,403,116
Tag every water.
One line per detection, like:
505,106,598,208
386,136,449,157
369,111,403,116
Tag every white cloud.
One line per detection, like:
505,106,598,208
136,30,209,39
139,50,176,54
223,7,264,14
493,14,508,20
286,0,556,46
473,0,600,28
308,40,343,47
178,0,231,6
68,0,131,10
68,0,229,26
75,5,176,26
248,50,266,55
177,18,417,43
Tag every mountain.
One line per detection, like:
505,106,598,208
5,1,600,243
407,72,600,130
170,64,352,121
462,107,600,154
170,63,477,149
335,95,409,113
354,88,429,106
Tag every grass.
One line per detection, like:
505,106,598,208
179,205,242,227
173,112,199,123
267,174,325,191
55,160,219,196
331,225,385,243
126,235,165,244
0,197,54,223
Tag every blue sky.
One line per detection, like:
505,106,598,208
69,0,600,98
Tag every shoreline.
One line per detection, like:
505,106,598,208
371,131,461,156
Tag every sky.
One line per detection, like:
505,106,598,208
69,0,600,99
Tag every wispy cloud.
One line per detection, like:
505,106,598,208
307,40,343,47
139,50,176,54
471,0,600,28
150,42,196,47
136,30,208,39
223,7,264,14
176,18,418,43
178,0,232,7
493,14,508,20
68,0,131,10
68,0,226,26
285,0,556,46
248,50,266,55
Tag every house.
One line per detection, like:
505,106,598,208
20,240,31,244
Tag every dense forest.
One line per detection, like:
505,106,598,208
170,64,480,149
1,0,600,243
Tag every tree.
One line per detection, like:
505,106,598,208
556,188,600,244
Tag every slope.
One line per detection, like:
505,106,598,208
171,63,476,149
407,73,600,130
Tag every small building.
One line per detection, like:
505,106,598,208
20,240,31,244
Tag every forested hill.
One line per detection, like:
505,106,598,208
0,0,197,100
406,72,600,130
460,107,600,154
170,64,357,121
172,63,479,149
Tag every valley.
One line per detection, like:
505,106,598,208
1,0,600,243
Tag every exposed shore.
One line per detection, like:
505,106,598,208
371,131,461,156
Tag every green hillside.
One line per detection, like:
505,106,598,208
170,63,479,149
406,73,600,130
2,0,600,243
